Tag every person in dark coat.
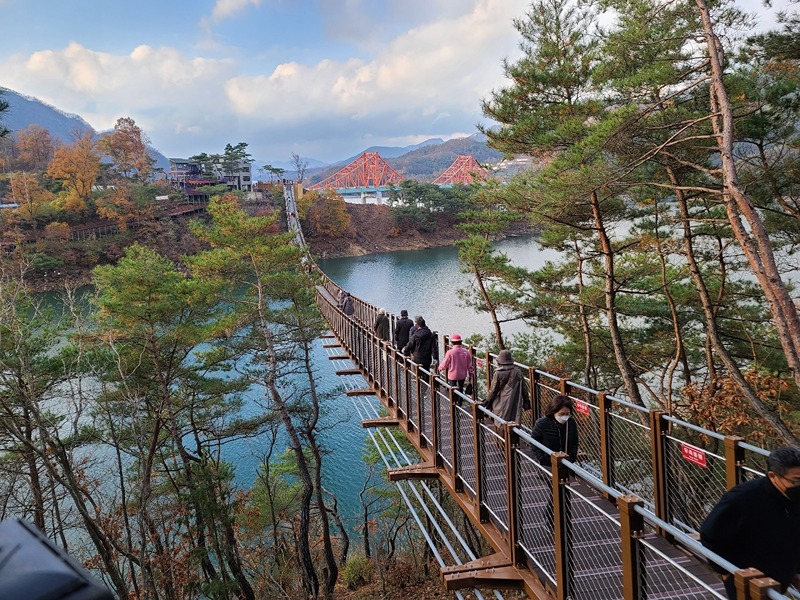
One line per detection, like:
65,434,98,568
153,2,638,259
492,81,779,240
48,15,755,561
700,445,800,598
341,292,354,316
394,309,413,349
373,308,390,341
530,394,579,467
403,316,438,370
483,349,530,424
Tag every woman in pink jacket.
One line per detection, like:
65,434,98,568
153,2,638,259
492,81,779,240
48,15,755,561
437,334,474,393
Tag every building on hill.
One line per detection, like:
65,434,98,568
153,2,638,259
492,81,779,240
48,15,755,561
167,158,253,192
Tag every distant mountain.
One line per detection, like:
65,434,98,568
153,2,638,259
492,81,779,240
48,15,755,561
1,87,171,173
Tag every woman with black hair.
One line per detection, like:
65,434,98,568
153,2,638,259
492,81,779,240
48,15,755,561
530,395,579,467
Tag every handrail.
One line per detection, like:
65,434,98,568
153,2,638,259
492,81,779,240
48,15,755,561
284,184,791,600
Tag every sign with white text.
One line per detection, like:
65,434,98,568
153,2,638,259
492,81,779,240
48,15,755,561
680,443,707,468
574,400,590,416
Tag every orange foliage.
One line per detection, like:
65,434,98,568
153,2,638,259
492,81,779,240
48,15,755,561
682,369,797,445
8,172,53,231
306,189,351,238
16,124,58,171
99,117,153,182
47,132,100,212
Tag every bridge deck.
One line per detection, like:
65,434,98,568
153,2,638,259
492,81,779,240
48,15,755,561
292,186,788,600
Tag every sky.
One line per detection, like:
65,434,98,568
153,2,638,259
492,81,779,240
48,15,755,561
0,0,794,165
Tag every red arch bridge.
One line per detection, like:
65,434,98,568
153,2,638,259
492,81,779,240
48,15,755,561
284,184,792,600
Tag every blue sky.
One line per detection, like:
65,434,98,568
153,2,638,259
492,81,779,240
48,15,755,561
0,0,792,165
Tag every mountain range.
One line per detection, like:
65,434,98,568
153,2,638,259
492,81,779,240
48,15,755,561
1,87,505,180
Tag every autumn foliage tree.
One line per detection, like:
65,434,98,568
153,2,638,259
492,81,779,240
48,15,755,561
99,117,154,182
299,189,351,238
15,124,58,172
8,172,53,232
46,132,100,212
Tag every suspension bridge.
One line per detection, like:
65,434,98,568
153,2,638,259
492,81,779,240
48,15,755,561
285,183,793,600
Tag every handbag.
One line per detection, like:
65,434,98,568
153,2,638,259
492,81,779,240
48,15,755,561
464,382,474,396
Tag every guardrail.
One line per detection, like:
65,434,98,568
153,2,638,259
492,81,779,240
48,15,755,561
287,184,791,599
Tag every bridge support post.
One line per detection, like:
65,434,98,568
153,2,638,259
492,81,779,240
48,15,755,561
619,495,644,600
724,436,744,490
649,410,669,531
598,391,614,498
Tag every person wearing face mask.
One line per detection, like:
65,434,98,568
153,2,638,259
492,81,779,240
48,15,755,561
530,395,579,468
700,445,800,599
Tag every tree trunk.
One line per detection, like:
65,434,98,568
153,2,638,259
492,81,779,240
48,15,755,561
589,191,645,406
671,168,799,443
696,0,800,396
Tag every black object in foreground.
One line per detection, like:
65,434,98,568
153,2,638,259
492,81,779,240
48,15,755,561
0,519,113,600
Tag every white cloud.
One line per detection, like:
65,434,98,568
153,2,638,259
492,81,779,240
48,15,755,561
0,42,235,134
225,0,525,124
210,0,264,22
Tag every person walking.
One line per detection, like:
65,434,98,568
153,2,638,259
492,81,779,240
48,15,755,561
700,445,800,599
530,395,579,467
373,308,390,341
403,316,438,370
483,349,529,424
437,334,473,392
394,309,413,349
341,292,354,317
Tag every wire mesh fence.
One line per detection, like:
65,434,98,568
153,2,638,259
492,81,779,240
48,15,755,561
479,416,509,532
435,383,453,470
455,401,477,497
608,407,654,508
566,386,603,480
563,483,624,600
420,374,433,447
514,448,557,586
637,521,727,599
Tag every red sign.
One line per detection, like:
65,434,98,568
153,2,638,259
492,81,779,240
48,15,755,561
475,358,485,369
680,443,707,468
574,400,590,416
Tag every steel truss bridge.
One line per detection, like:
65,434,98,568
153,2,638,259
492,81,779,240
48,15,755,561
284,183,793,600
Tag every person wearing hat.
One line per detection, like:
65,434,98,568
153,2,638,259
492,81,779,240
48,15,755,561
483,349,530,424
373,308,390,341
394,309,413,349
437,334,474,393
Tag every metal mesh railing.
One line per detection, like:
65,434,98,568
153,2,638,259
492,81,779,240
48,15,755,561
514,447,557,586
455,401,477,497
664,435,728,534
608,405,654,508
309,273,788,600
479,415,509,532
435,383,453,470
637,521,726,599
563,483,623,600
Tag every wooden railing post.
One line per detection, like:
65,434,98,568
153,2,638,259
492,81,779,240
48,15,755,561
731,568,765,600
484,350,492,393
532,370,542,419
618,495,644,600
649,410,669,526
551,452,573,600
527,367,537,421
598,391,614,496
748,575,782,600
559,377,571,397
725,436,745,490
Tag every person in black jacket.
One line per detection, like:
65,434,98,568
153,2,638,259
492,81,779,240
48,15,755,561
394,309,413,349
373,308,390,341
402,316,438,370
530,395,579,468
700,446,800,598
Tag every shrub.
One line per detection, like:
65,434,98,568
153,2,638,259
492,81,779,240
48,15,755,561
28,252,63,272
341,554,372,590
